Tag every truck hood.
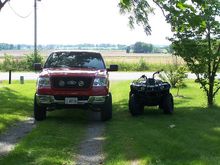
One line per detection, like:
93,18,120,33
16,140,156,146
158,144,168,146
39,68,107,77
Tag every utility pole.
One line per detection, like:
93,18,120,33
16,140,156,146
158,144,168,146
34,0,41,63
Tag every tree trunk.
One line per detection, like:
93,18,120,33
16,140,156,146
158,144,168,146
176,87,180,96
207,93,214,107
207,77,214,107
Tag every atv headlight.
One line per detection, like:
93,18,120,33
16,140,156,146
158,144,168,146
93,77,107,87
37,77,51,88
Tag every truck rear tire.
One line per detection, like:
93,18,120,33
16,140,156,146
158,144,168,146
101,93,112,121
34,96,47,121
129,94,144,116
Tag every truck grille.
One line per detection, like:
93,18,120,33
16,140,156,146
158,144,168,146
54,95,89,100
51,77,93,89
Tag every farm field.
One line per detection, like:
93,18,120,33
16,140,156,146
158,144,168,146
0,50,184,65
0,80,220,164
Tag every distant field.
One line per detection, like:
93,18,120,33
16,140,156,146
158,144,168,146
0,50,184,64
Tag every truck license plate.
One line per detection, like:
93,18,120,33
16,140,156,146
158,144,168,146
65,97,78,104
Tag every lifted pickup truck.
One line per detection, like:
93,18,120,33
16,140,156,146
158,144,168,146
34,51,118,121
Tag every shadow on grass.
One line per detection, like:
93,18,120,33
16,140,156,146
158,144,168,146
105,99,220,165
0,109,88,165
0,87,33,115
0,87,34,134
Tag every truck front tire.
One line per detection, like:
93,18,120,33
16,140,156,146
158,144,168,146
101,93,112,121
34,96,47,121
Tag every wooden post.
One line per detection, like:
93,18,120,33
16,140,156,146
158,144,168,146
9,70,11,84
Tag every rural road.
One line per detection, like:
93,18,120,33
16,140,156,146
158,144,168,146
0,71,199,81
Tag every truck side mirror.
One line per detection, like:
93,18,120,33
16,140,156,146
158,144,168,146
108,65,118,71
34,63,42,71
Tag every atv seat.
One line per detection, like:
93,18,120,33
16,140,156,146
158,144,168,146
146,78,155,85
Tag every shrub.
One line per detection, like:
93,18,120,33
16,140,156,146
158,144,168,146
136,58,149,71
159,65,188,96
24,53,44,70
0,53,44,71
2,54,16,71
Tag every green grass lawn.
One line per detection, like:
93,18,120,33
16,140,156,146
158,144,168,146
104,81,220,165
0,81,35,133
0,81,87,165
1,80,220,165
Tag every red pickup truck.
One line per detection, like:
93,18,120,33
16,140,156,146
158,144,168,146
34,51,118,121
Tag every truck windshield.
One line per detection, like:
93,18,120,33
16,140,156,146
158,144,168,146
44,52,106,69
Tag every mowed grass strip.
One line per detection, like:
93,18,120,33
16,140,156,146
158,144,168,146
1,80,220,165
104,80,220,165
0,81,87,165
0,81,35,133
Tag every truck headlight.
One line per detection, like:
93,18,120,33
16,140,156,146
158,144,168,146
93,77,107,87
37,77,51,88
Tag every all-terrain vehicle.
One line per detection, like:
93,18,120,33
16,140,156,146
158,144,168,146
129,70,174,116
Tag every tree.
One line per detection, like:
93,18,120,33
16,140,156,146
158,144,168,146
165,0,220,107
0,0,10,11
119,0,154,35
133,42,153,53
126,46,131,53
119,0,220,107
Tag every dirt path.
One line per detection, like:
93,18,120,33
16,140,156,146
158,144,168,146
0,113,106,164
75,112,105,165
0,117,36,156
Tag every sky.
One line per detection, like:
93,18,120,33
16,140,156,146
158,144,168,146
0,0,173,45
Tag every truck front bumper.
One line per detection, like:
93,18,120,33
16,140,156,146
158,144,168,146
36,94,107,105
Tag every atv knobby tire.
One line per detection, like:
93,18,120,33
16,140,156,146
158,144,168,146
129,94,144,116
162,93,174,114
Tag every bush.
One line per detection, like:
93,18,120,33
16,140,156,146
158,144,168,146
2,54,16,71
0,53,44,71
159,65,187,87
159,65,188,96
24,53,44,70
136,58,149,71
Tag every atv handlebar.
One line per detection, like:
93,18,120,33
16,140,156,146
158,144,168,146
153,69,163,79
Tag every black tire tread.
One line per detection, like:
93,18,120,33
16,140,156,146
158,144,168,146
34,96,47,121
129,94,144,116
101,93,112,121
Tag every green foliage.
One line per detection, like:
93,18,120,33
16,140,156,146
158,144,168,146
0,53,44,71
106,60,176,72
2,54,15,71
159,65,187,88
119,0,153,35
126,46,131,53
106,59,149,71
166,0,220,106
119,0,220,107
159,65,187,96
137,57,148,71
133,42,153,53
24,53,44,70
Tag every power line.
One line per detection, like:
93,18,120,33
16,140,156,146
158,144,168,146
8,1,33,19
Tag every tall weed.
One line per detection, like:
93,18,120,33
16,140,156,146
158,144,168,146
0,53,44,71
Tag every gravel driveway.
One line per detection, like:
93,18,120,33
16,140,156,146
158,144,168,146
75,112,106,165
0,118,36,156
0,113,106,165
